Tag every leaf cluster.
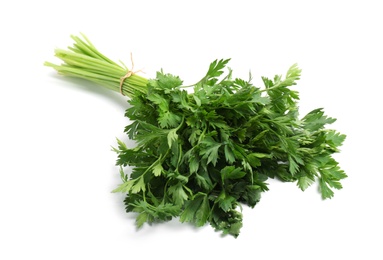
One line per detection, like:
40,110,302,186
112,60,346,237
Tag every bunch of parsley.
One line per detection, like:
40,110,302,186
46,35,346,237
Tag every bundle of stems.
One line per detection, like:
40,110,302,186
44,34,148,97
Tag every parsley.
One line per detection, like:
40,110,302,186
46,35,347,237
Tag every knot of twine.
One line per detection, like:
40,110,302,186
119,53,144,96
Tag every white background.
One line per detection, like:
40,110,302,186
1,0,382,259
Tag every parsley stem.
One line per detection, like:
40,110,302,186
45,34,148,98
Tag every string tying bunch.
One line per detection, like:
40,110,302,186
119,53,144,95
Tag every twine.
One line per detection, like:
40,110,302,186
119,53,144,95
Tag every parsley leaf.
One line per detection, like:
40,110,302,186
112,60,346,237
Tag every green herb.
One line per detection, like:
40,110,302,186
45,35,346,237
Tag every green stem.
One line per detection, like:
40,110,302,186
44,34,148,98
